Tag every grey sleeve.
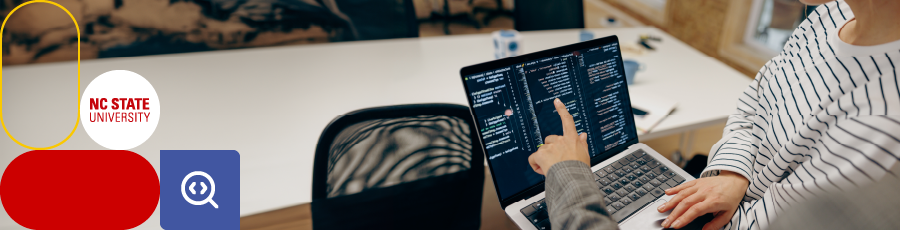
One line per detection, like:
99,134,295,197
545,160,619,230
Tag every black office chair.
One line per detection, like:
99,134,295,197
311,104,484,230
513,0,585,31
330,0,419,40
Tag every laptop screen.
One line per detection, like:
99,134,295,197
461,37,638,200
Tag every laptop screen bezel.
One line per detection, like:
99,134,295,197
459,35,640,208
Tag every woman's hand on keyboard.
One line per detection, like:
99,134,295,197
527,98,590,175
656,171,749,230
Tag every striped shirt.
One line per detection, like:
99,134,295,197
701,1,900,230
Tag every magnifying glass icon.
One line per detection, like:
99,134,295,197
181,171,218,209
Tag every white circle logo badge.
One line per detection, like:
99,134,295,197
79,70,160,150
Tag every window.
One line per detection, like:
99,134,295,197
744,0,813,55
718,0,814,74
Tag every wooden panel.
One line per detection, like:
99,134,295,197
241,204,312,230
592,0,757,77
664,0,730,57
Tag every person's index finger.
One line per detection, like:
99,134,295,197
554,98,577,136
666,180,696,195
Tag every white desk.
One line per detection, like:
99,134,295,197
0,28,750,229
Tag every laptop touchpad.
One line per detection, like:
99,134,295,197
618,198,715,230
619,199,670,229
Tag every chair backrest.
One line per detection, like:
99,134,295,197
513,0,585,31
311,104,484,230
333,0,419,40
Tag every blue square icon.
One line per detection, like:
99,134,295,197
161,150,240,230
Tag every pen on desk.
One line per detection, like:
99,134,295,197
639,34,661,50
640,41,654,50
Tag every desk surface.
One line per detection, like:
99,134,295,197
0,27,750,229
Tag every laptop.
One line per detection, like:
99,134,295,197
459,35,696,229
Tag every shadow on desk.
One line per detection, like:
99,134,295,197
240,168,518,230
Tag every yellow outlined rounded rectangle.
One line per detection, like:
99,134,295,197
0,0,81,150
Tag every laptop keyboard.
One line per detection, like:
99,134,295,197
519,150,686,229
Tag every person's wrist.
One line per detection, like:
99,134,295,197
562,158,589,167
577,158,590,167
546,160,578,175
552,159,588,169
719,171,750,189
718,171,745,180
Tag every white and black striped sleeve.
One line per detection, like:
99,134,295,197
723,115,900,230
700,60,772,180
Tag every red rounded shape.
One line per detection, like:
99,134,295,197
1,150,159,230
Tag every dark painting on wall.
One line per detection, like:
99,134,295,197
1,0,415,65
